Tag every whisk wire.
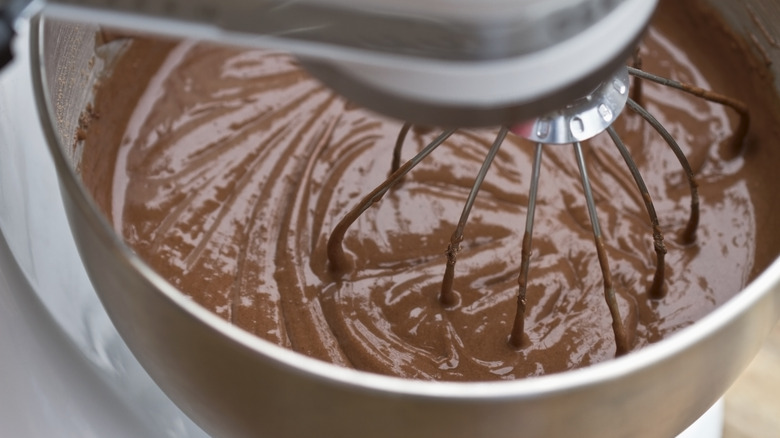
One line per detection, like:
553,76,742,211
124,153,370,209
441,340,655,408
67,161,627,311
510,142,544,348
327,128,457,274
627,98,700,244
440,127,509,305
391,122,413,174
606,126,667,298
573,141,630,355
627,66,750,152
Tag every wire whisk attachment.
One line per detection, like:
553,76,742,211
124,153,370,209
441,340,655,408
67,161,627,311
326,64,749,356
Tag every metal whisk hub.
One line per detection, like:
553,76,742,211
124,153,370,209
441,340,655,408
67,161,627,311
513,67,630,144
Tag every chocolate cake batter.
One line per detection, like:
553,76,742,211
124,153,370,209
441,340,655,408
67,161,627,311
79,1,780,381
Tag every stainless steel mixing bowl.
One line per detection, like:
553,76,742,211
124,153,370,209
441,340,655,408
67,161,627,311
30,1,780,437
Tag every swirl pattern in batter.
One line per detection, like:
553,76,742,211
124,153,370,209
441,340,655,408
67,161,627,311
81,3,765,381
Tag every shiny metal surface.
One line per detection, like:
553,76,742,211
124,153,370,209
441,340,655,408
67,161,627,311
514,67,630,144
0,229,168,437
18,0,656,126
30,2,780,437
0,22,208,436
32,0,638,61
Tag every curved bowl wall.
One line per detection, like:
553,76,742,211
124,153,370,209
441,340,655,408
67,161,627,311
30,2,780,437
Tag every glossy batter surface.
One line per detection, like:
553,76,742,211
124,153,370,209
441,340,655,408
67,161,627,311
81,2,773,380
